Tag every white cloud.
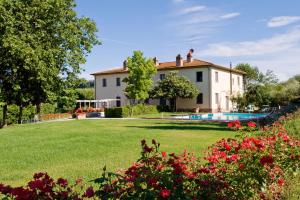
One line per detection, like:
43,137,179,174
179,11,240,25
199,27,300,57
173,0,185,3
267,16,300,27
220,12,240,19
167,4,240,46
235,48,300,81
179,6,206,15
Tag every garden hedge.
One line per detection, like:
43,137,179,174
0,103,58,125
105,104,158,118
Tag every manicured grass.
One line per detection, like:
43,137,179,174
0,119,235,186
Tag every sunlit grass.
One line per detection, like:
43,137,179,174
0,119,234,186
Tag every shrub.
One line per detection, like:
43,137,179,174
0,172,94,199
94,120,300,199
105,107,123,118
5,104,36,124
40,103,56,114
105,104,158,118
157,105,171,112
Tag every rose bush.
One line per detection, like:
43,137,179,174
0,172,95,200
93,120,299,199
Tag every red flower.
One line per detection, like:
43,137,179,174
161,151,167,158
239,163,245,170
83,186,94,198
148,178,158,187
225,154,238,163
159,188,171,198
260,155,274,166
28,180,44,191
227,122,234,128
223,142,231,151
247,121,256,128
277,178,285,186
228,120,242,130
57,178,68,187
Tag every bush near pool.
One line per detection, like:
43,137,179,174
105,104,158,118
0,111,299,199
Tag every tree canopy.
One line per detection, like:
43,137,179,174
233,63,298,109
150,72,199,111
123,51,157,103
0,0,100,126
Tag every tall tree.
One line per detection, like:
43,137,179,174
123,51,157,104
0,0,100,126
235,63,260,87
150,72,199,111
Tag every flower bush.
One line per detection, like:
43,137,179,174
0,172,94,200
40,113,71,121
93,120,299,199
1,114,299,199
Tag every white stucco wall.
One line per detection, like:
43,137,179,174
95,73,128,107
210,68,244,112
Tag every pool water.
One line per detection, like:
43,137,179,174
189,112,268,121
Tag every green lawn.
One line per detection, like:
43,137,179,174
0,119,234,186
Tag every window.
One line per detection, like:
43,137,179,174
116,77,121,86
215,93,219,104
145,98,150,104
160,74,165,80
196,93,203,104
238,76,240,86
215,71,219,82
116,96,121,107
159,98,166,106
102,78,107,87
196,71,203,82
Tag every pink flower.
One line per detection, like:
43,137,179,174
159,188,171,198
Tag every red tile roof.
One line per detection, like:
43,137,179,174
91,59,246,75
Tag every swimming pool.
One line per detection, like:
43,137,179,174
188,112,269,121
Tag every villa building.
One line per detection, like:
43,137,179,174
91,49,245,112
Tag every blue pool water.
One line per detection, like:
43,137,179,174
189,112,268,121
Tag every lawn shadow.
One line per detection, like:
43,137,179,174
127,121,229,132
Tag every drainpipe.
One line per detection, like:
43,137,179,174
208,67,212,112
230,62,232,95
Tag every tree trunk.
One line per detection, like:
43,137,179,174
36,103,41,121
18,105,23,124
1,104,8,128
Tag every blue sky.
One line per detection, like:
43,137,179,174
76,0,300,81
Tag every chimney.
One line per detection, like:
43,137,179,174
123,59,128,70
176,54,183,67
153,57,159,66
187,48,194,63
